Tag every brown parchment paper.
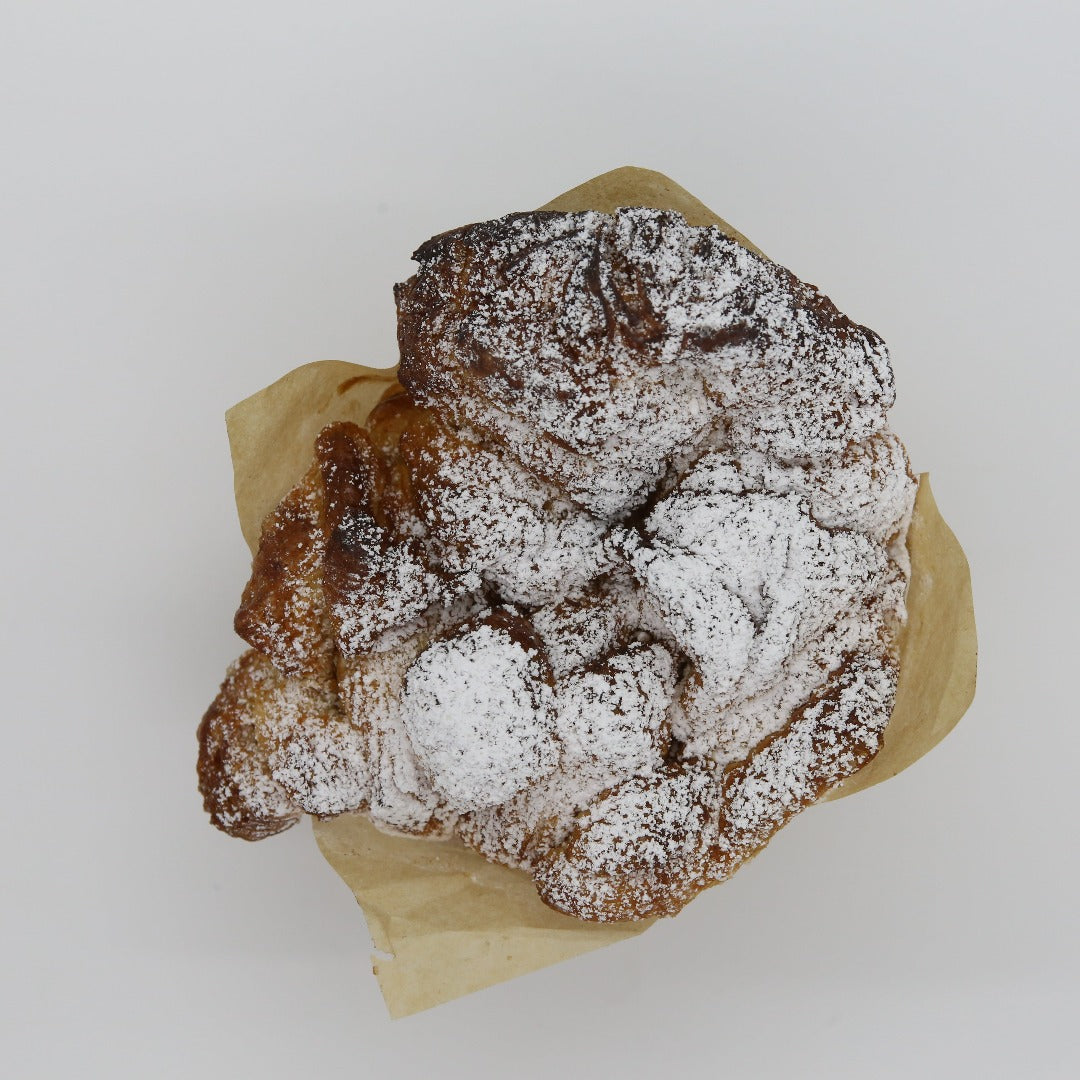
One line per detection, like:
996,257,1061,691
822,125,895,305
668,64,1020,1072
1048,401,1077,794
224,167,977,1018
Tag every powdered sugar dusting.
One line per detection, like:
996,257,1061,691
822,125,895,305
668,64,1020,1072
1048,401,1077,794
400,611,559,811
402,425,615,605
338,619,456,835
202,205,918,921
328,523,454,656
623,482,898,707
533,764,717,921
456,639,679,869
197,651,302,839
234,469,331,680
255,676,370,819
397,208,895,515
529,575,642,678
717,653,897,863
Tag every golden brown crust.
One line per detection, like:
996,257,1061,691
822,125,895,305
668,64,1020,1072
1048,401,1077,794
709,652,896,876
365,388,432,457
196,651,301,841
395,209,897,517
532,761,717,921
234,466,331,681
317,422,393,654
532,652,895,920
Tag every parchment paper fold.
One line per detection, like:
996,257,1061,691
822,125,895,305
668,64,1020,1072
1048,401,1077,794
224,167,977,1018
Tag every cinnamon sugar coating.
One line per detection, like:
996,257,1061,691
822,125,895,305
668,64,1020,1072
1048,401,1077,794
199,208,917,920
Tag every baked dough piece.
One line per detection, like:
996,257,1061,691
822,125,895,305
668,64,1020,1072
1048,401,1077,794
233,467,330,681
400,608,560,812
197,650,301,840
533,760,719,921
399,420,614,606
396,208,895,516
455,638,677,869
534,652,895,921
200,207,918,921
336,629,453,836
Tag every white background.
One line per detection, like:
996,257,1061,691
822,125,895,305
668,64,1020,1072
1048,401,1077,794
3,2,1077,1077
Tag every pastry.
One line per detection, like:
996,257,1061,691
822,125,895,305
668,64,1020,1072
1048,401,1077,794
199,206,917,922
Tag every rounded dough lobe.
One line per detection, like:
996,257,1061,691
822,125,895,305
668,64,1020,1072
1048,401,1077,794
534,763,718,921
400,609,559,811
196,651,301,841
